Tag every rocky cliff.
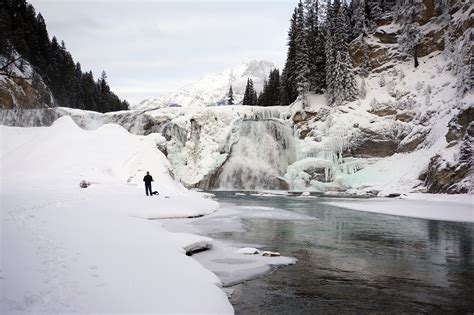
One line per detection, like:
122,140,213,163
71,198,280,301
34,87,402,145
289,0,473,194
0,56,55,109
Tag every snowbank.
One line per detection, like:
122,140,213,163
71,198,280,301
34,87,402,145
0,118,233,314
324,195,473,223
161,205,300,287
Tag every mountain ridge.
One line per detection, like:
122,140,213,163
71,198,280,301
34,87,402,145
134,60,275,109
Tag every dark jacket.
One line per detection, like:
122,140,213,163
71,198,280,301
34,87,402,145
143,174,154,185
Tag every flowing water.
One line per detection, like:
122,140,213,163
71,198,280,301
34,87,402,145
210,192,474,314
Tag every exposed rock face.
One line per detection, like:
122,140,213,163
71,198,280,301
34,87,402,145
1,56,55,109
420,108,473,193
397,133,427,153
374,29,398,44
0,75,54,109
395,112,415,122
291,108,330,139
416,0,443,26
350,0,473,71
421,145,471,193
350,36,397,71
446,107,474,142
347,128,400,158
368,107,397,117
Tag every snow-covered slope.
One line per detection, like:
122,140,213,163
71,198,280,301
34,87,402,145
0,117,233,314
287,51,472,195
135,60,275,109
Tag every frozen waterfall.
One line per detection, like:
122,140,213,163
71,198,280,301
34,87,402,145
215,118,297,190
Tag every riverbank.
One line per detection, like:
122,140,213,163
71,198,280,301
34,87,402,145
0,118,233,314
323,193,473,223
207,192,474,313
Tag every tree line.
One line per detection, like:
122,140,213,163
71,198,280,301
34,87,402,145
0,0,129,112
228,0,428,107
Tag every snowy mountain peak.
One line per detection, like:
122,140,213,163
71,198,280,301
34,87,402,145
135,60,276,109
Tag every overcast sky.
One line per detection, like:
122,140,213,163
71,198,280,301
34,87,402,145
28,0,298,105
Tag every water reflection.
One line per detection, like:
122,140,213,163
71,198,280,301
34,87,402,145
212,192,474,313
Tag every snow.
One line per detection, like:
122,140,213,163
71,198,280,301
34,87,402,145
169,232,213,254
161,205,299,286
0,117,233,314
144,105,287,187
235,247,260,255
324,194,474,223
134,60,275,109
284,50,472,194
1,42,471,195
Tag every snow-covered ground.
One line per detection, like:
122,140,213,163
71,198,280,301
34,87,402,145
324,193,473,223
0,117,233,314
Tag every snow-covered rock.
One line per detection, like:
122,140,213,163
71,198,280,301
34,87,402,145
134,60,275,109
235,247,260,255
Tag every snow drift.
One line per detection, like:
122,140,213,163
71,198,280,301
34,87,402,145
0,117,232,314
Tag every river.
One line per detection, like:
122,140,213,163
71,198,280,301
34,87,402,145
208,191,474,314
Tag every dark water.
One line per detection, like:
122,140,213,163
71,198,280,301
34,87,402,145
212,192,474,314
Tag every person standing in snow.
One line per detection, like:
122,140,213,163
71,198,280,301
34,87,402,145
143,171,154,196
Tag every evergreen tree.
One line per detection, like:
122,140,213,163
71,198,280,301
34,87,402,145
295,0,311,106
351,0,367,37
305,0,326,93
324,0,339,105
258,69,282,106
281,8,299,105
258,80,268,106
242,78,257,105
397,0,423,68
359,37,370,77
252,89,258,106
0,0,128,112
227,85,234,105
325,0,358,106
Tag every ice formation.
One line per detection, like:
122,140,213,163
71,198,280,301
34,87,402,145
216,118,296,190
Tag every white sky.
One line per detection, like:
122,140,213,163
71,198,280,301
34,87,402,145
28,0,298,105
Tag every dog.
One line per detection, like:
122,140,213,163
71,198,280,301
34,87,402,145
152,191,159,196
